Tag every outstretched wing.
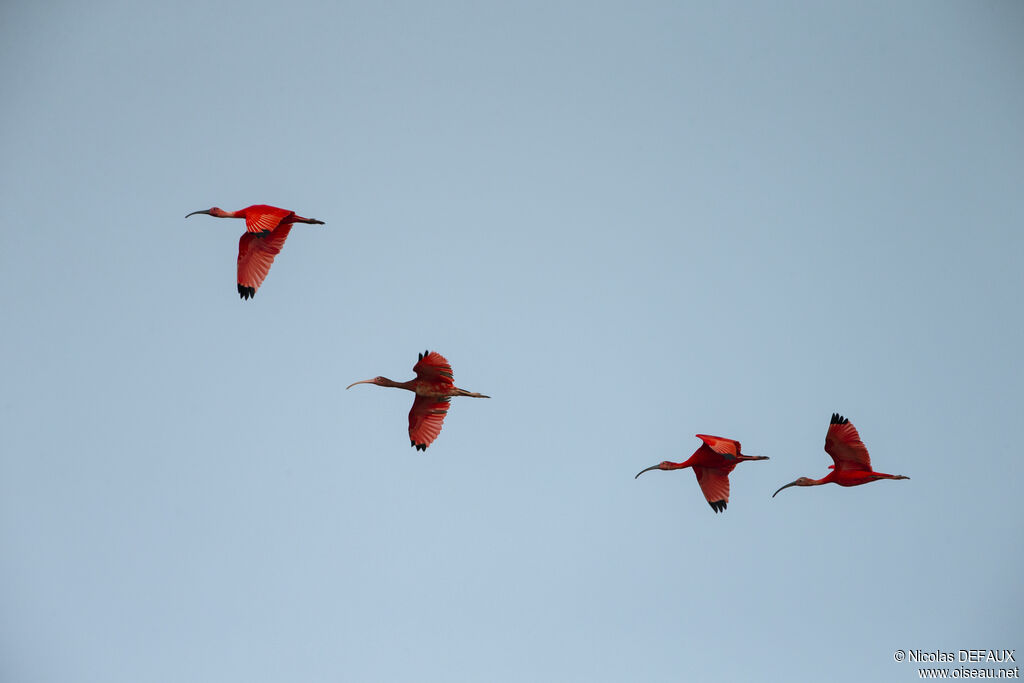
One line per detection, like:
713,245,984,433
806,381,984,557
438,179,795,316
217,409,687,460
236,224,293,299
696,434,741,457
824,413,873,472
244,205,294,234
693,467,730,513
412,351,455,387
408,395,451,451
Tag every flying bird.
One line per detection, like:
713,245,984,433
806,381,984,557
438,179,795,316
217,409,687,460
772,413,910,497
185,204,325,299
635,435,769,513
346,351,490,451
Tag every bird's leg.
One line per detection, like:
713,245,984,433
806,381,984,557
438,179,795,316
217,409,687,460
454,387,490,398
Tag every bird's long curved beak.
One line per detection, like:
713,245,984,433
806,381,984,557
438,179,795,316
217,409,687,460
635,465,661,479
185,209,211,218
345,379,375,390
772,480,800,498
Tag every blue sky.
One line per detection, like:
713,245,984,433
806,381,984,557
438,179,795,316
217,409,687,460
1,1,1021,681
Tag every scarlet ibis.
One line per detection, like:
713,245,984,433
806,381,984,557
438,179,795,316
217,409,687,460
635,435,769,513
346,351,490,451
772,413,910,497
185,204,325,299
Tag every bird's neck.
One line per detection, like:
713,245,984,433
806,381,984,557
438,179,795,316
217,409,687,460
379,377,417,391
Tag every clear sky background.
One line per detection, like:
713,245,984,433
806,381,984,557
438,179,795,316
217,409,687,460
1,1,1021,681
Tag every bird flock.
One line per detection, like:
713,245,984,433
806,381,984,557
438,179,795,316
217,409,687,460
187,203,910,513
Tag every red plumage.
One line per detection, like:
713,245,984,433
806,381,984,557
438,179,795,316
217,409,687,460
773,414,910,498
186,204,325,299
636,434,769,513
346,350,490,451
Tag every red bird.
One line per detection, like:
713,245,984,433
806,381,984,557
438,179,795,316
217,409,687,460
635,435,768,513
346,351,490,451
186,204,325,299
772,413,910,497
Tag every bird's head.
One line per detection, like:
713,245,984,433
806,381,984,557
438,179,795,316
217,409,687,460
772,477,816,497
185,207,225,218
634,461,673,479
346,376,389,390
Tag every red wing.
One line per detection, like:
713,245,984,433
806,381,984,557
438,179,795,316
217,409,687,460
408,395,451,451
824,413,872,472
412,351,455,387
695,434,741,457
244,205,293,234
693,467,730,513
237,224,292,299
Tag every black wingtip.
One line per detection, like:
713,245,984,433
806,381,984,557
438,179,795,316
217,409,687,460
831,413,848,425
238,284,255,300
418,352,423,360
415,443,426,452
709,500,727,513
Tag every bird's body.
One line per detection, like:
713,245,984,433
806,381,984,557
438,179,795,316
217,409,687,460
186,204,325,299
635,434,768,513
772,413,909,497
346,351,489,451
